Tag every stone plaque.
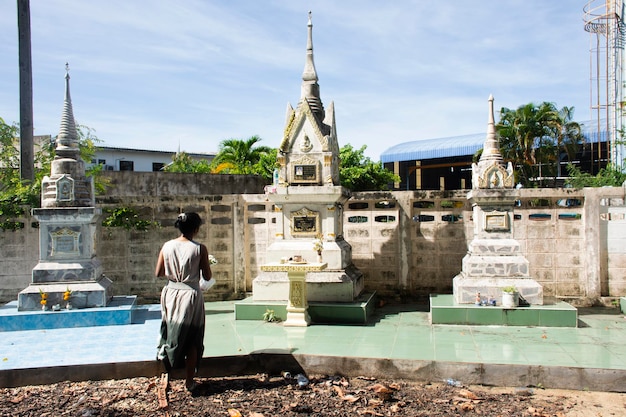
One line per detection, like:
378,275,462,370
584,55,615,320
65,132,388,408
50,227,81,257
291,207,319,236
293,164,317,183
55,175,74,202
484,211,510,232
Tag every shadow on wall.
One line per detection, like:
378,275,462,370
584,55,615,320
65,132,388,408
345,190,469,302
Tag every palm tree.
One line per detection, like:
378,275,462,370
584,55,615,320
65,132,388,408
497,102,581,187
213,136,273,176
549,106,583,178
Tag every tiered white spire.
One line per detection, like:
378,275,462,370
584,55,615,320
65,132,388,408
41,63,93,207
299,11,324,119
471,95,514,189
478,94,503,163
55,63,80,158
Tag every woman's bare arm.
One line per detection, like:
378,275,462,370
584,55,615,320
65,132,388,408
155,249,166,277
199,244,212,280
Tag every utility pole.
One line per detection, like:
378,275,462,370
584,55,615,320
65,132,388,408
17,0,34,181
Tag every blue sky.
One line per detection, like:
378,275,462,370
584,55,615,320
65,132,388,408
0,1,590,160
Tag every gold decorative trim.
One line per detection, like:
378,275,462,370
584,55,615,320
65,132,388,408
260,262,328,272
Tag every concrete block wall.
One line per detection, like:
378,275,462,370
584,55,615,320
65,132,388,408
512,189,587,301
606,201,626,296
344,190,470,298
96,195,245,303
0,173,624,306
0,217,39,302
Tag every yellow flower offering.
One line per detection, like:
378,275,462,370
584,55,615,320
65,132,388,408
63,287,72,301
38,288,49,305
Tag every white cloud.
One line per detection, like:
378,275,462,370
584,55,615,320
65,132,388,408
1,1,592,160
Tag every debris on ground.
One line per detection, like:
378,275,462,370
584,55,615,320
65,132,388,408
0,374,624,416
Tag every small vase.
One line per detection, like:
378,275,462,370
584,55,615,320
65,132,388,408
41,304,47,311
502,291,519,308
66,302,72,310
317,253,323,263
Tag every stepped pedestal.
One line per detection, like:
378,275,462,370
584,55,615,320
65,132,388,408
18,207,111,311
453,238,543,305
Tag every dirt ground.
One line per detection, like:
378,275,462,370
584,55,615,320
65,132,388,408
1,374,625,417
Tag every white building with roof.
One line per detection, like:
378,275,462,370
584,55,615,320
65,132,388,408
89,146,215,172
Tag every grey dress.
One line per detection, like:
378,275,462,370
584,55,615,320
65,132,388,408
156,239,205,370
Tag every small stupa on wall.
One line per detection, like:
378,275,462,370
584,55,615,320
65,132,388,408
252,12,364,303
452,95,543,305
18,64,111,311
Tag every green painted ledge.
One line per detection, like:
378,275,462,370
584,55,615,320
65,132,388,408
234,292,377,325
430,294,578,327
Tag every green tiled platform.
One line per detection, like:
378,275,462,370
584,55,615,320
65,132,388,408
234,292,376,324
3,300,626,391
430,294,578,327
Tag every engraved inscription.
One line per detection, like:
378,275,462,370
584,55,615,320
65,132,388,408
56,236,75,252
291,207,319,237
50,227,81,257
484,211,510,232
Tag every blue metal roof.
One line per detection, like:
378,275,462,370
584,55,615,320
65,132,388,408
380,133,485,163
380,120,606,163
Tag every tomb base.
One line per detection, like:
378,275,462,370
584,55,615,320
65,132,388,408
17,275,112,311
453,274,543,305
235,292,377,324
431,294,576,327
253,264,363,303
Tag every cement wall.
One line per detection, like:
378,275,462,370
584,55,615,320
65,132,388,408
1,173,624,306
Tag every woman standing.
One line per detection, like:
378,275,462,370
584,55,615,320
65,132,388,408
156,212,211,391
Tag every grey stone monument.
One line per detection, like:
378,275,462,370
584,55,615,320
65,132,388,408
18,64,111,311
452,95,543,305
252,12,364,303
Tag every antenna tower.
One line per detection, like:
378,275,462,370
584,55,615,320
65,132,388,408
584,0,626,171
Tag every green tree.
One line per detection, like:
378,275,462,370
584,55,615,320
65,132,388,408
0,118,23,193
497,102,555,186
254,148,279,181
497,102,582,187
213,136,273,176
163,152,213,173
565,163,626,187
0,117,104,217
550,106,583,176
339,144,399,191
0,118,38,229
